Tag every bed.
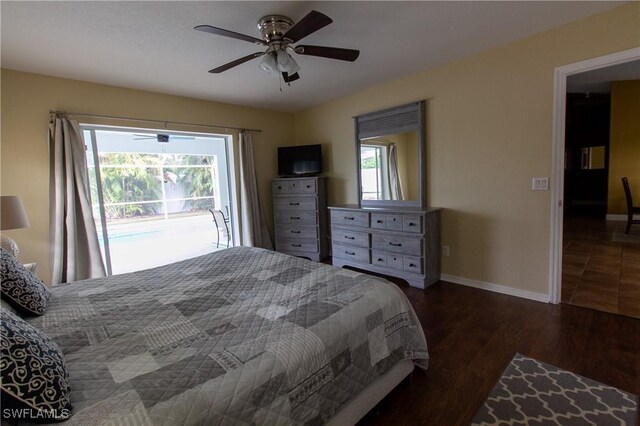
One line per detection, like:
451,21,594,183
25,246,428,425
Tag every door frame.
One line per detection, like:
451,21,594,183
549,47,640,304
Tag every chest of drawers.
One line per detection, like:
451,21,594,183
273,177,328,261
329,205,441,289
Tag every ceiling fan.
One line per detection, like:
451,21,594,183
133,134,195,142
195,10,360,83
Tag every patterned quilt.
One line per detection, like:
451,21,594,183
28,247,428,425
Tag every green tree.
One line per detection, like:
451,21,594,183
99,153,162,219
165,155,216,211
361,156,379,169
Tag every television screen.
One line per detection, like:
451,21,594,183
278,144,322,177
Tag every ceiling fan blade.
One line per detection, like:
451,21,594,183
282,72,300,83
295,45,360,62
209,52,265,73
194,25,266,46
283,10,332,43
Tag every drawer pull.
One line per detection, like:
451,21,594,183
409,263,416,267
376,219,384,223
345,251,356,256
290,216,300,220
344,216,355,220
344,236,355,240
409,222,416,227
389,242,402,247
377,258,384,262
289,202,300,206
277,186,282,189
292,244,302,247
290,230,301,234
306,185,311,188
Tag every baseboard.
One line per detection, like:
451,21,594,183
606,214,639,221
440,274,550,303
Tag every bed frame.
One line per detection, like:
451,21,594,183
328,359,414,425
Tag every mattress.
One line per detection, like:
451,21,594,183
28,246,428,425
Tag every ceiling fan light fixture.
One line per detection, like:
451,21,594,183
258,53,278,74
276,50,300,74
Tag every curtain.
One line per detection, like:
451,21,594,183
239,131,273,249
388,144,404,200
49,115,106,284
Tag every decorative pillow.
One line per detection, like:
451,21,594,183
1,310,72,422
0,247,50,315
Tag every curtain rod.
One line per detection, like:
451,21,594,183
49,110,261,133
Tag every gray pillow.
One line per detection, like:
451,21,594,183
1,310,72,422
0,248,50,316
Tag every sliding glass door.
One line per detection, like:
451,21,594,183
83,127,235,275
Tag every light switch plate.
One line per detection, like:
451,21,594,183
532,177,549,191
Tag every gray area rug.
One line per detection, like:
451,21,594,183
472,353,638,425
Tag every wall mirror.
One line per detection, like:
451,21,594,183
580,146,606,170
355,101,425,207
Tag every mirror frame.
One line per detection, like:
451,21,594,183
355,101,426,208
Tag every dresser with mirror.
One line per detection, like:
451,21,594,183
329,101,441,288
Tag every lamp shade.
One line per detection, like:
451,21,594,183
258,53,278,75
276,50,300,74
1,196,30,230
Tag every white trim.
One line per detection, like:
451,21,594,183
225,134,241,247
549,47,640,305
441,274,549,303
607,214,627,221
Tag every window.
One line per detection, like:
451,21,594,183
360,144,389,200
83,127,235,275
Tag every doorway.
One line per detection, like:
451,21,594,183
82,126,235,275
550,48,640,318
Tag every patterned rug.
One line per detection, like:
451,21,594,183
472,353,638,425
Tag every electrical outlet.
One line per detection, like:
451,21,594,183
442,246,450,257
532,177,549,191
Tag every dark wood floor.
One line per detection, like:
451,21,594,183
357,279,640,426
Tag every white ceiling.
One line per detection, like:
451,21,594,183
567,60,640,93
1,1,628,112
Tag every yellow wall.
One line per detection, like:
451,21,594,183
293,3,640,295
402,131,419,201
0,69,295,283
608,79,640,215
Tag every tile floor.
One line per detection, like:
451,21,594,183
562,217,640,319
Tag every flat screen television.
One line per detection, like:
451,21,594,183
278,144,322,177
